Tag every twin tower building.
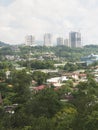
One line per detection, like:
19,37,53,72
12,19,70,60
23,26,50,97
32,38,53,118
25,31,82,48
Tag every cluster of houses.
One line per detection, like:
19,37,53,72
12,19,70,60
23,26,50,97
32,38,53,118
32,71,87,92
31,66,98,91
2,61,98,114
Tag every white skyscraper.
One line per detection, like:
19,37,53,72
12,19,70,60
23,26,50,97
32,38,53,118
44,33,52,46
69,31,82,48
25,35,35,46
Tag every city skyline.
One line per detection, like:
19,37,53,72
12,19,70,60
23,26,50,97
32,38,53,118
25,31,82,48
0,0,98,45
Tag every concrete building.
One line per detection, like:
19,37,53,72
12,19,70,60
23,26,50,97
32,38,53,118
57,37,64,46
81,54,98,65
25,35,35,46
69,31,81,48
44,33,52,46
64,39,69,47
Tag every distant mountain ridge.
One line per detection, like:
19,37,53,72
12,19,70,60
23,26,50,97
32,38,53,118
0,41,9,47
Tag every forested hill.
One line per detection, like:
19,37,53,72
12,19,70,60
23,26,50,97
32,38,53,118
19,44,98,62
0,41,9,47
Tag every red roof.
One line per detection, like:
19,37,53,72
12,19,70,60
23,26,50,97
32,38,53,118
79,74,87,77
34,85,46,91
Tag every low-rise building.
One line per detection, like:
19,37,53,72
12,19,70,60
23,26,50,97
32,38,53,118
81,54,98,65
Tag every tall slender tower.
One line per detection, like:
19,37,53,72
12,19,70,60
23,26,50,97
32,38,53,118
44,33,52,46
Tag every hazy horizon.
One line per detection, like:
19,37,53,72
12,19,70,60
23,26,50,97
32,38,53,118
0,0,98,45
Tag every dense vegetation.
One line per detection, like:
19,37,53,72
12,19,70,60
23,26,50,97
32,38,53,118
0,44,98,129
19,45,98,61
0,70,98,129
1,44,98,62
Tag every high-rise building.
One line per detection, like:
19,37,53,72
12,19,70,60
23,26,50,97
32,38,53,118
69,32,81,48
57,37,64,46
25,35,35,46
64,39,69,47
44,33,52,46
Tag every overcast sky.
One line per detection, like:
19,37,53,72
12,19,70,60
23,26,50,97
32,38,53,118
0,0,98,45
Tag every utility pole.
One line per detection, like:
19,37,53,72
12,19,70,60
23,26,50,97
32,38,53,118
0,93,3,105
